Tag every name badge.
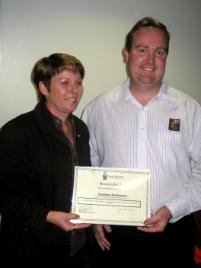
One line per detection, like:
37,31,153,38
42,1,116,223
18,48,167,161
168,118,180,131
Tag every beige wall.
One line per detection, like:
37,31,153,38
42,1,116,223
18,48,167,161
0,0,201,126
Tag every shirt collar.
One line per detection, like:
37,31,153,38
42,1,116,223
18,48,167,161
121,78,172,102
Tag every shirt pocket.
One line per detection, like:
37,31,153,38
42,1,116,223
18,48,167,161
157,131,185,156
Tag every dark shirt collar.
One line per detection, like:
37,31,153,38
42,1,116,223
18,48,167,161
34,99,74,133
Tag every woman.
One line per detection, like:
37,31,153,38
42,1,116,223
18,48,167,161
0,53,91,267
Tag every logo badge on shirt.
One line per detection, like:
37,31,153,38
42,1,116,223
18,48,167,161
168,118,180,131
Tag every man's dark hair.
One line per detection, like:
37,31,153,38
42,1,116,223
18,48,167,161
125,17,170,54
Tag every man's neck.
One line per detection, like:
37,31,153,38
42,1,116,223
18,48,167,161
129,82,162,106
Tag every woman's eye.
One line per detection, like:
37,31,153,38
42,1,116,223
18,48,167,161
137,48,146,54
60,80,69,86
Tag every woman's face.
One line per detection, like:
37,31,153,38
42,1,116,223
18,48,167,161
39,69,83,118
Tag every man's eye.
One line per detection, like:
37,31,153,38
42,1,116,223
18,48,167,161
156,49,166,57
75,81,82,87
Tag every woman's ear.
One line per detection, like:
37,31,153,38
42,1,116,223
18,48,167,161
38,81,49,97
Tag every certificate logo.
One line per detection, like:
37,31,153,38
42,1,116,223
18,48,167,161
168,118,180,131
103,171,107,180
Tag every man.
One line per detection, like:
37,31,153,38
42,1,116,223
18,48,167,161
82,17,201,267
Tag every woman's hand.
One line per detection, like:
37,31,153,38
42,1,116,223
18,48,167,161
46,211,91,232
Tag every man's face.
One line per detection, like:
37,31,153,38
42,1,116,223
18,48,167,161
124,27,168,90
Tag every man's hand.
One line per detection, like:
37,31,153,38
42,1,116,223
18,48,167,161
137,206,172,233
94,224,112,250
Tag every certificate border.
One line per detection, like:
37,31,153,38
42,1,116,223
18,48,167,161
72,166,150,226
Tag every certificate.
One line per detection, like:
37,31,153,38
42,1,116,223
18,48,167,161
71,166,150,226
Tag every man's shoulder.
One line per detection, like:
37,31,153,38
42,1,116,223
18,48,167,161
86,84,123,109
167,86,201,107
